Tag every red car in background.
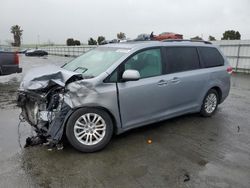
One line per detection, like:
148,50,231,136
152,32,183,41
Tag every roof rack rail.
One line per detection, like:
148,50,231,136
162,39,212,44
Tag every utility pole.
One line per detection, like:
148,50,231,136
37,34,40,48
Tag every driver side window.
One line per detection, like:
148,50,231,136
124,48,162,79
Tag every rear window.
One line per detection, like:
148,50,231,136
198,47,224,68
165,47,200,73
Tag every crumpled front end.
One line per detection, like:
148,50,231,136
17,65,83,148
17,86,71,146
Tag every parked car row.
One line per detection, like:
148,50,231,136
100,32,183,45
133,32,183,41
21,49,48,56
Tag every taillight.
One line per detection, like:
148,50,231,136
14,52,19,65
226,66,233,74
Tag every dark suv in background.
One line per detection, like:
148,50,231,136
0,51,22,75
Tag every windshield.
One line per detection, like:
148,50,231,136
62,47,129,77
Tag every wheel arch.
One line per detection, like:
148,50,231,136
63,106,119,136
209,86,222,104
89,106,118,135
199,85,223,111
200,86,221,117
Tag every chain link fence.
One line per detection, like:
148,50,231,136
213,40,250,73
39,45,96,57
1,40,250,73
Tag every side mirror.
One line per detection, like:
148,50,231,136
122,69,140,81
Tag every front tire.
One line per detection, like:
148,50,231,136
66,108,113,152
200,89,219,117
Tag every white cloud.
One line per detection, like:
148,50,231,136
0,0,249,44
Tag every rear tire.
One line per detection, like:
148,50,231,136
66,108,113,152
200,89,219,117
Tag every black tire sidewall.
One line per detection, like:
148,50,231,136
66,108,113,152
201,89,219,117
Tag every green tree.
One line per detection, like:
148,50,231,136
221,30,241,40
97,36,105,45
66,38,75,46
10,25,23,47
191,36,203,40
66,38,81,46
208,35,216,41
117,32,126,40
88,38,97,45
74,40,81,46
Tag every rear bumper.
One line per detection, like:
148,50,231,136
17,67,22,73
220,80,230,104
1,65,22,75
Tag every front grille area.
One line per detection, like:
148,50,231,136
17,91,47,126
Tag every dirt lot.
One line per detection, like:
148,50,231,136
0,55,250,188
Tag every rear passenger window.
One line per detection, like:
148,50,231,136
198,47,224,68
165,47,200,73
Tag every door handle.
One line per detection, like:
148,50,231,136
171,77,180,84
157,80,168,86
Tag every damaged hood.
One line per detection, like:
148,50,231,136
20,65,83,90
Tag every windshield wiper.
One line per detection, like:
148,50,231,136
74,67,88,73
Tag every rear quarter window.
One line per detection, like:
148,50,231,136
198,47,224,68
165,47,200,74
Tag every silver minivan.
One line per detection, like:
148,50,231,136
17,40,231,152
